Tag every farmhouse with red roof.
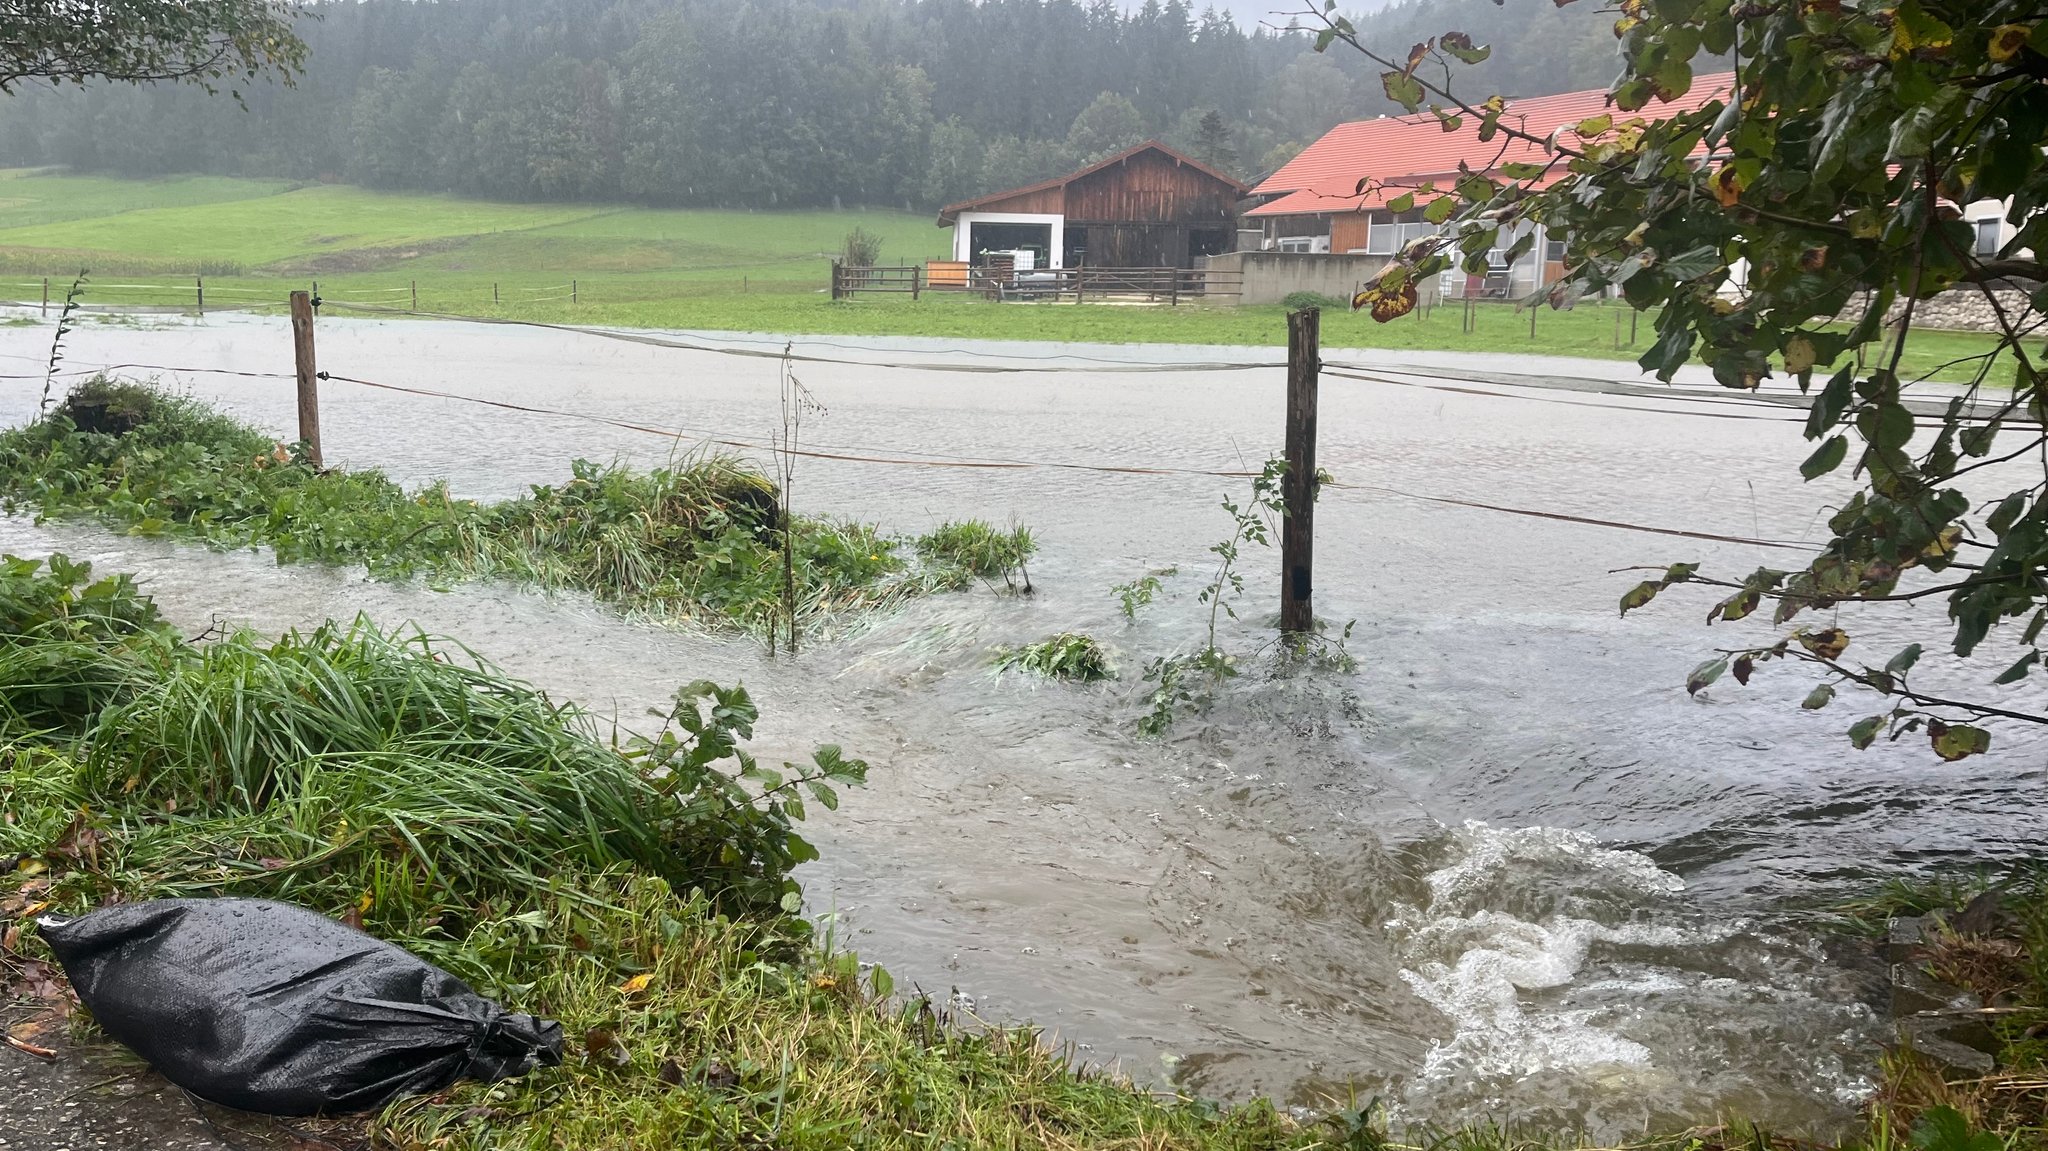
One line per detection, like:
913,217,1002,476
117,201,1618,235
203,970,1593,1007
1242,77,1735,300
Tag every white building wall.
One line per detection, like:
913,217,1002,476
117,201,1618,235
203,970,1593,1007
951,212,1068,269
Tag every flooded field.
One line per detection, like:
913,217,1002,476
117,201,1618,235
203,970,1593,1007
3,312,2042,1137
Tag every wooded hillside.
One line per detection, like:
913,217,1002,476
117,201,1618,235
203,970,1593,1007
0,0,1626,211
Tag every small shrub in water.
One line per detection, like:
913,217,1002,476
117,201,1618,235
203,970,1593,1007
916,519,1035,591
992,633,1113,682
1111,571,1171,622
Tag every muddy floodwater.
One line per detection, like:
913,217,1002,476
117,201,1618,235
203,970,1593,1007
3,312,2043,1137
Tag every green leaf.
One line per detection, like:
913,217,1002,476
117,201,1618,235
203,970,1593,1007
1800,435,1849,480
1847,716,1885,749
1660,245,1724,282
1424,196,1458,224
1856,403,1916,452
1440,31,1491,64
1687,657,1728,695
1930,722,1992,763
1386,191,1416,213
1803,684,1837,710
1993,650,2039,685
780,890,804,914
1382,71,1425,111
1621,580,1663,616
870,964,894,999
1886,644,1924,677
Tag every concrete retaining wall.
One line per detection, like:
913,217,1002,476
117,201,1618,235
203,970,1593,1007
1203,251,1422,307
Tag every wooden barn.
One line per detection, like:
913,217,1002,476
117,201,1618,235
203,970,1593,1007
937,141,1249,271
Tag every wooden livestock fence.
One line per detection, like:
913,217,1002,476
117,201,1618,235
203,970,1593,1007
830,261,922,301
831,262,1242,305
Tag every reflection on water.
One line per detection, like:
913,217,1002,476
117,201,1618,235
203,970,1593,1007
2,313,2042,1137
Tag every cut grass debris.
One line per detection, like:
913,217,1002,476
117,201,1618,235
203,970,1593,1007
992,632,1115,682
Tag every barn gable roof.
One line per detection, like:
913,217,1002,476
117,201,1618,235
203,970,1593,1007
1245,76,1735,218
938,141,1251,228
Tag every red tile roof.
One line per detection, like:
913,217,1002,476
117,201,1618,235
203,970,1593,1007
1245,76,1734,217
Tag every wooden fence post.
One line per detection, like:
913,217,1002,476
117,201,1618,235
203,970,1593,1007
830,260,843,302
290,291,323,470
196,275,204,317
1529,300,1537,340
911,265,921,301
410,280,418,311
41,277,48,317
572,279,579,304
1282,306,1320,636
493,282,500,306
1630,310,1639,347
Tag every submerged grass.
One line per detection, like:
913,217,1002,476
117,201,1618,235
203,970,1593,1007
992,632,1115,682
0,379,965,636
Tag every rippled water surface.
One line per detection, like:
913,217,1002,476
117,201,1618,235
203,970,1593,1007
3,312,2042,1136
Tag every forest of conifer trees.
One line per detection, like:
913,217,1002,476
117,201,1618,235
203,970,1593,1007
0,0,1626,210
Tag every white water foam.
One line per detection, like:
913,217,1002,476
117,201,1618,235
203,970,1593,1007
1387,821,1882,1134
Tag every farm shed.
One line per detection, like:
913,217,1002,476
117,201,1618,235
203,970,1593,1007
938,141,1250,271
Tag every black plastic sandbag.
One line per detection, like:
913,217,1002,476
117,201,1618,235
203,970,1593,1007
38,898,563,1116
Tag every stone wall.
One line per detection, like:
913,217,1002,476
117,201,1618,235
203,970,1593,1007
1835,285,2037,333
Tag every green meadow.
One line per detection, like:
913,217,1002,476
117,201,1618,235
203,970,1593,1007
0,170,2011,383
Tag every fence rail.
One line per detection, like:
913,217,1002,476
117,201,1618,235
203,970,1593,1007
832,262,1243,305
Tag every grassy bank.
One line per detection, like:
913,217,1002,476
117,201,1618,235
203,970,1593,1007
0,554,1316,1149
0,380,1024,637
0,171,2008,383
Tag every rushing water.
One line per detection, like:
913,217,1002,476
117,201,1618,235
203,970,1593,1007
3,311,2043,1136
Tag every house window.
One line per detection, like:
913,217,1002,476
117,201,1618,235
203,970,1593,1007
1277,236,1320,253
1976,218,2003,258
1545,236,1567,262
1397,221,1435,251
1366,215,1397,255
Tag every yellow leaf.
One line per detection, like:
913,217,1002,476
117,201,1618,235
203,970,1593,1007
1989,24,2030,62
1714,164,1745,208
1784,335,1817,374
355,891,373,915
14,860,46,877
619,973,655,994
19,902,49,918
812,975,838,990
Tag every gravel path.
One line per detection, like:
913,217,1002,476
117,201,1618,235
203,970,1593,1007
1,1037,354,1151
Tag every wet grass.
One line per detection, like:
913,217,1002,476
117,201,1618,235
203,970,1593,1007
0,379,967,637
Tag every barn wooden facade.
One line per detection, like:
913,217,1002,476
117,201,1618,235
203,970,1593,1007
938,142,1249,271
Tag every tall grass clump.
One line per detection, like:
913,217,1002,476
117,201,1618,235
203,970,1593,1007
916,518,1035,592
0,381,971,636
0,555,863,933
